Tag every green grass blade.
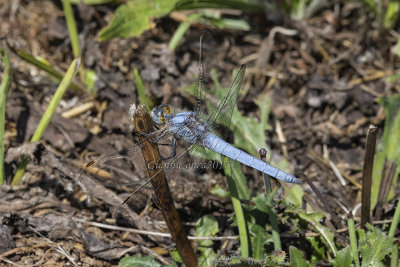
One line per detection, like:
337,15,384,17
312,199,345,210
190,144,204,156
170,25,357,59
289,246,308,266
62,0,80,58
8,44,84,92
11,58,81,185
223,156,249,258
298,210,336,257
168,13,203,51
133,68,152,111
359,224,395,266
0,49,12,184
384,1,400,29
268,201,281,250
347,213,360,267
390,243,398,267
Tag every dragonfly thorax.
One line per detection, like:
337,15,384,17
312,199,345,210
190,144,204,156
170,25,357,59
168,111,209,144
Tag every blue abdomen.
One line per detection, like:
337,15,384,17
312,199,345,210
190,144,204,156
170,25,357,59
203,133,301,184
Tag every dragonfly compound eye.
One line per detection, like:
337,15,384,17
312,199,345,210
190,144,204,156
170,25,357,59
159,105,170,124
162,105,170,114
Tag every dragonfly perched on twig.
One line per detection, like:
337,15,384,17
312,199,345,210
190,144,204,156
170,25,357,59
84,32,301,216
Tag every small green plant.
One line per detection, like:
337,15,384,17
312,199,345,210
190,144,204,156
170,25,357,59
195,215,219,266
95,0,259,45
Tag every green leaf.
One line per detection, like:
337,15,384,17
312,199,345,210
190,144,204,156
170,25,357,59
119,254,162,267
195,215,219,266
332,247,353,267
169,249,182,264
356,228,366,246
99,0,260,41
211,184,230,197
384,1,400,29
289,246,309,267
251,191,276,213
359,224,394,266
284,184,304,207
297,211,337,257
197,246,217,267
208,16,251,31
84,69,98,95
307,236,326,263
195,214,219,247
231,94,271,156
249,224,270,260
98,0,178,41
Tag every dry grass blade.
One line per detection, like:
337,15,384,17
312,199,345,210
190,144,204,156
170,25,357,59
361,124,378,227
29,226,77,267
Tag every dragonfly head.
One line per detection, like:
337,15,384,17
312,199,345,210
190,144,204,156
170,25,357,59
150,104,170,125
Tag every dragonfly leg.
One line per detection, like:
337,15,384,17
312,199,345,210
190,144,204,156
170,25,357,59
134,124,168,139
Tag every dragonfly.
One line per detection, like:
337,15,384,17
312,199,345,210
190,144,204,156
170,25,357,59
85,32,301,215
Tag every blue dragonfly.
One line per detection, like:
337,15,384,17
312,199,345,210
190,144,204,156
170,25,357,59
85,32,300,214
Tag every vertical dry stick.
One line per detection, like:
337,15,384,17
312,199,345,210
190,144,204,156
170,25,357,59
361,124,377,228
134,105,198,267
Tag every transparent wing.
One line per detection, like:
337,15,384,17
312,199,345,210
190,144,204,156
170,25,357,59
207,64,246,130
115,139,205,218
194,31,215,116
78,131,177,214
192,32,245,132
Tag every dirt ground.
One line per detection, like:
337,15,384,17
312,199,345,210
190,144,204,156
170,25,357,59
0,1,399,266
